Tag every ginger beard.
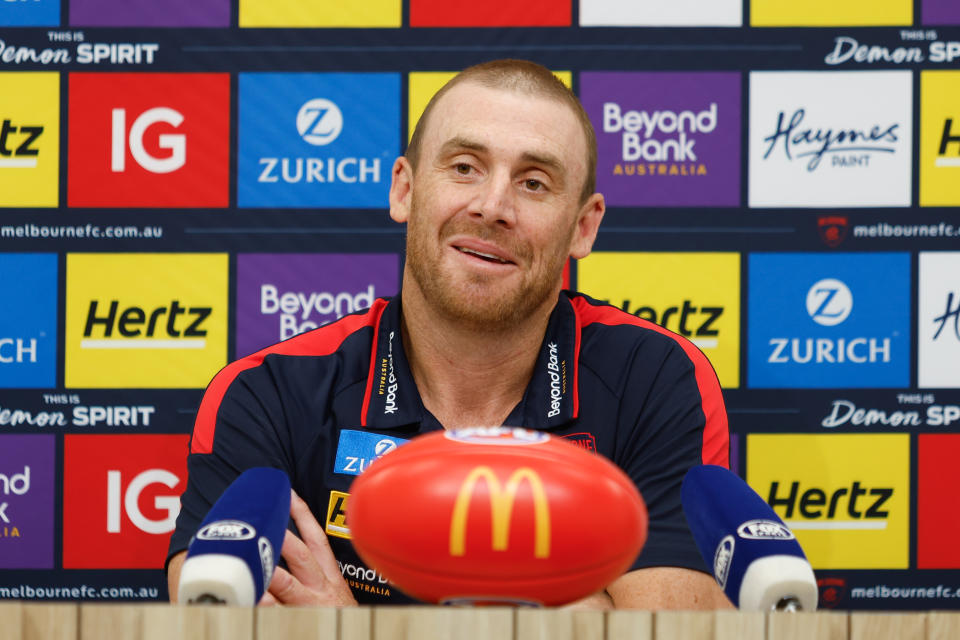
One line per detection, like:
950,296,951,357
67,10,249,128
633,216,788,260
404,187,576,332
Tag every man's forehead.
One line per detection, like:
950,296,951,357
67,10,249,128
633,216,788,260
422,81,587,166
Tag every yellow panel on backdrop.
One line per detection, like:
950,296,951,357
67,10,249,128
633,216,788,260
577,252,740,388
747,434,909,569
751,0,911,26
920,71,960,207
65,254,228,389
0,72,59,207
408,71,573,141
239,0,401,27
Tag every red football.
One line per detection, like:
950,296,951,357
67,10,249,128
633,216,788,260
347,426,647,606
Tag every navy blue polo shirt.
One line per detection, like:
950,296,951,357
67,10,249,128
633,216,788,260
168,291,729,604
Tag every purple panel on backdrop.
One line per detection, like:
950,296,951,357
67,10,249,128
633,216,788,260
581,72,741,207
922,0,960,25
729,433,740,478
70,0,229,26
0,435,54,569
236,254,400,358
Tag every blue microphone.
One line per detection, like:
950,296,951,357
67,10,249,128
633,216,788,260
681,465,818,611
177,467,291,606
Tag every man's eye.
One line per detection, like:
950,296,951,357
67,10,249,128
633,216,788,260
525,179,543,191
455,163,472,175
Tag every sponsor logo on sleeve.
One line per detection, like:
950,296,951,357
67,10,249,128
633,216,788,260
747,433,908,569
749,71,911,208
919,252,960,388
333,430,408,477
68,73,229,208
0,254,57,388
62,434,188,569
0,435,54,568
235,253,398,357
65,253,228,388
237,73,399,208
0,72,59,207
581,72,740,207
326,490,350,539
747,253,909,389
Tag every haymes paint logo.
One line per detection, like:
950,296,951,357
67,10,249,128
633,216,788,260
235,254,399,357
580,71,740,207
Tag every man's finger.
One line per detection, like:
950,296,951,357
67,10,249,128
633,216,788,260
290,490,342,584
267,565,318,606
258,590,280,607
280,529,331,594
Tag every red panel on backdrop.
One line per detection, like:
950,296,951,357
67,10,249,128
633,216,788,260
409,0,571,27
62,434,189,569
68,73,230,208
918,434,960,568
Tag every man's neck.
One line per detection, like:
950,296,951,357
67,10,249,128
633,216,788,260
400,281,558,431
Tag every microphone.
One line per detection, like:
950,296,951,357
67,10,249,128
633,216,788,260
681,464,818,611
177,467,291,606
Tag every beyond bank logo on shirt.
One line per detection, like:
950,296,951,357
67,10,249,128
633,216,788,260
0,254,57,388
67,73,230,208
334,430,408,476
0,0,59,26
69,0,229,27
0,72,59,207
580,71,741,207
64,253,228,388
235,253,399,357
747,253,910,389
749,71,912,208
578,251,741,388
238,73,399,208
0,435,54,569
918,252,960,388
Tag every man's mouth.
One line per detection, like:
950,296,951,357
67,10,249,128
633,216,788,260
455,246,513,264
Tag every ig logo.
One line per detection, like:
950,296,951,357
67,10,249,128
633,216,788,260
806,279,853,327
296,99,343,146
106,468,180,534
111,107,186,174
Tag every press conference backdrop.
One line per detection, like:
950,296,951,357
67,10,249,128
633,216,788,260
0,0,959,611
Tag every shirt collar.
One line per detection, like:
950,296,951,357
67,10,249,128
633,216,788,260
361,292,581,431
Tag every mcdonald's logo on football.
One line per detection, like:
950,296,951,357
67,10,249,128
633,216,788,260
448,466,551,559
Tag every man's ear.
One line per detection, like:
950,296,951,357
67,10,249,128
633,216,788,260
389,156,414,223
569,192,606,260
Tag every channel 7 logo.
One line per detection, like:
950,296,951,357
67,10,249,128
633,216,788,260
68,73,229,208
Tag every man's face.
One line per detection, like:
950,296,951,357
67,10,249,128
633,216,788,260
392,81,602,331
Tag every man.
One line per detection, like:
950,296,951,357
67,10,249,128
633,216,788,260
166,59,731,609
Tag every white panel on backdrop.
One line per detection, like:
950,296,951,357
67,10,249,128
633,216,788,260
749,71,912,208
919,252,960,389
579,0,742,26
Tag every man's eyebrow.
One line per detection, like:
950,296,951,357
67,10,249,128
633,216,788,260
438,137,488,156
520,150,565,178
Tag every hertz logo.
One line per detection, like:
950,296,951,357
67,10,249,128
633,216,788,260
767,481,892,530
0,120,43,168
82,300,211,349
449,466,551,558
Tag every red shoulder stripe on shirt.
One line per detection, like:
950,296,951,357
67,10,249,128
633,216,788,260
190,299,387,455
570,296,730,468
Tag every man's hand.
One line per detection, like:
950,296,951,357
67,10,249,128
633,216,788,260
260,490,357,606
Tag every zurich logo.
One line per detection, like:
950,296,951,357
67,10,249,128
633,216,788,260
296,98,343,146
374,439,397,457
806,278,853,327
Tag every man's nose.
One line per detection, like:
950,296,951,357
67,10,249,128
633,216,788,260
469,171,517,227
